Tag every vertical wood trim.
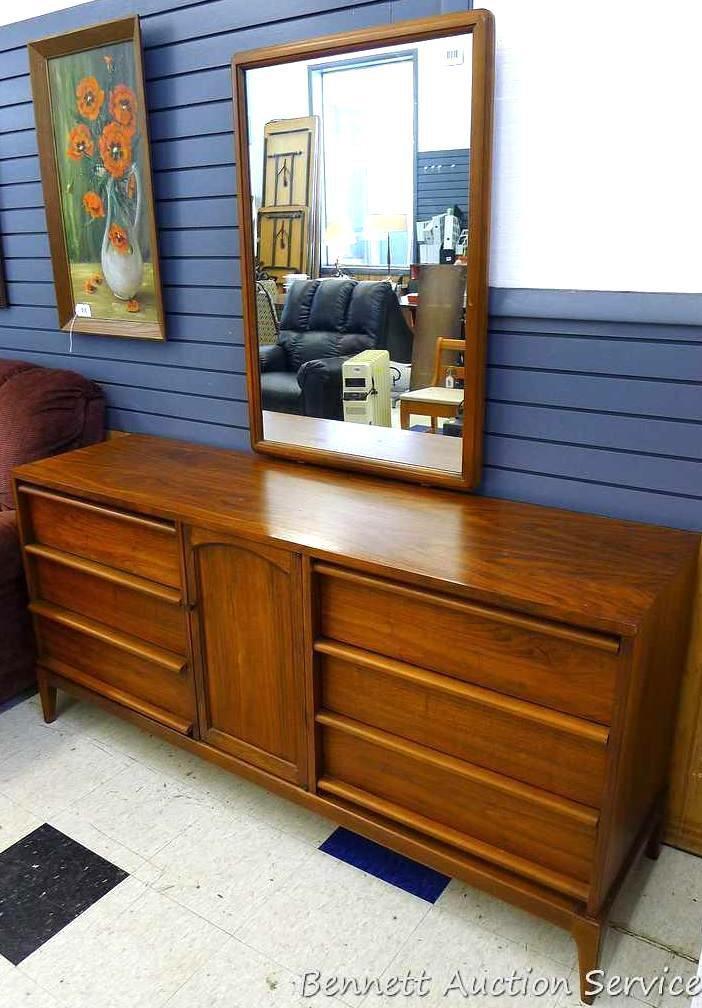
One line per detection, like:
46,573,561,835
301,555,321,791
666,542,702,852
462,9,494,487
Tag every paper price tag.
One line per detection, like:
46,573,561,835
75,303,92,318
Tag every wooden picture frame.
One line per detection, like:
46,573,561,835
28,17,165,340
233,10,494,491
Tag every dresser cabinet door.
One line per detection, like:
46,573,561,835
187,528,306,784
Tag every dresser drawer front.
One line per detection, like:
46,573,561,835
21,487,181,589
35,614,195,731
31,549,187,655
319,647,608,807
317,566,619,723
319,719,596,891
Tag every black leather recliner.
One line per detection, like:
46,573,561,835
259,278,413,420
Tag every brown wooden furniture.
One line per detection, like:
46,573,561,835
234,11,494,490
13,434,698,1002
400,337,465,432
667,546,702,853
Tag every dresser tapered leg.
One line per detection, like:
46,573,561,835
37,670,57,724
645,813,664,861
572,916,603,1005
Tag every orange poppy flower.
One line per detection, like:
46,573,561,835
99,122,132,178
92,273,103,285
126,299,140,313
66,123,94,161
84,279,97,294
108,223,130,255
82,190,105,219
110,84,137,135
76,76,104,121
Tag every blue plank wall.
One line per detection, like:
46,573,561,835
0,0,701,531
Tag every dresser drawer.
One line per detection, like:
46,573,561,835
20,486,181,589
28,544,187,655
318,715,597,898
33,604,195,734
316,565,620,723
318,643,609,807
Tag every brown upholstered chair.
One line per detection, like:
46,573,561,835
0,359,105,704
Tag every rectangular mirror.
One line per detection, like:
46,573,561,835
233,11,494,490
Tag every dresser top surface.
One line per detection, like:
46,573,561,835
14,434,699,635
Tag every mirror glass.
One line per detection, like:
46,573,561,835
244,33,473,475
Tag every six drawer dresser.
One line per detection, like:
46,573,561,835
13,434,699,1002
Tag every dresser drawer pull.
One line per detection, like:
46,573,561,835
31,601,187,675
25,544,183,605
40,658,193,735
317,710,599,830
318,777,590,902
315,639,610,748
313,563,620,654
19,485,176,535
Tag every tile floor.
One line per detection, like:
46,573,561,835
0,692,700,1008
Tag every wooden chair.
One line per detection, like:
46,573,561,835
399,337,465,433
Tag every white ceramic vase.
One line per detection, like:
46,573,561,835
101,167,144,301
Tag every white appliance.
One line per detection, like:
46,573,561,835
416,207,461,264
342,349,392,427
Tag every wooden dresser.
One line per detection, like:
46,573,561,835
13,435,698,1002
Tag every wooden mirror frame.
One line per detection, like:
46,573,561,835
233,10,494,490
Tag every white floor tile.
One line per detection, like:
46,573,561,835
363,903,573,1007
0,699,75,762
599,931,675,1007
21,878,229,1008
67,762,211,860
0,792,42,854
612,847,702,959
241,785,336,846
0,735,128,818
46,809,163,885
659,953,700,1008
235,848,429,985
164,936,346,1007
437,880,577,968
0,957,60,1008
150,806,314,933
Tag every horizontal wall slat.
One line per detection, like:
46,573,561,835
157,197,238,231
149,101,232,141
0,324,244,368
0,129,37,160
158,229,238,258
485,402,702,462
152,133,234,170
481,467,702,533
487,368,702,422
491,316,702,345
141,6,394,79
484,435,702,498
489,331,702,381
0,349,246,397
103,383,249,426
107,407,250,450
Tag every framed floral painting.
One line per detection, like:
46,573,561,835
28,17,165,339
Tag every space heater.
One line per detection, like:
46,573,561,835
342,349,392,427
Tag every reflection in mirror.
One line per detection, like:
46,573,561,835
245,33,473,474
